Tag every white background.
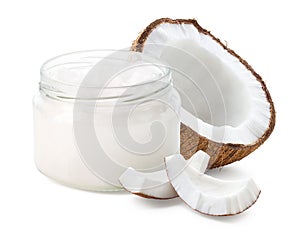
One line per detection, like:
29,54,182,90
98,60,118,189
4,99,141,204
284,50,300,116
0,0,298,230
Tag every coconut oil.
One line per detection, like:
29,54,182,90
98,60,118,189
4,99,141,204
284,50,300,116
33,50,181,191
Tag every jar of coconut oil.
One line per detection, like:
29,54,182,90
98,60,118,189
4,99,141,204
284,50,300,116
33,50,181,191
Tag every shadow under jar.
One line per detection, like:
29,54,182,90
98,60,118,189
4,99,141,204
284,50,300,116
33,50,181,191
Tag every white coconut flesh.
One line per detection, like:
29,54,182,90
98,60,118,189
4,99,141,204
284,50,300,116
165,151,260,216
119,167,177,199
141,23,271,144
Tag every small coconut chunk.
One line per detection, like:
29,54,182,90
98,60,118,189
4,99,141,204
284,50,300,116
165,151,260,216
119,167,178,199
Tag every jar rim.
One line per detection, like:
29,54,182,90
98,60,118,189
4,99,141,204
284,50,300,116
39,50,172,101
40,49,171,88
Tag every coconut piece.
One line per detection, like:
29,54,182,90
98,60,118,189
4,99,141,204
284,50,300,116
119,167,178,199
165,151,261,216
132,18,276,168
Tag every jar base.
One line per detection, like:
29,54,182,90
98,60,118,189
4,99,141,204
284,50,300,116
36,166,124,192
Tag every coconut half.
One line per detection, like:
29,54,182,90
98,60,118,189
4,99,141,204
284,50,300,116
165,151,261,216
119,167,178,199
132,18,275,168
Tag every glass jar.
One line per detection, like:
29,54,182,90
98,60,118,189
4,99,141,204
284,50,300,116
33,50,181,191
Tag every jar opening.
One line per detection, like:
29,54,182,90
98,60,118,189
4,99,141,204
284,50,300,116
40,50,171,102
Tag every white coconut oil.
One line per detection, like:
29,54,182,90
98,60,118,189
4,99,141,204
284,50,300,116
33,50,181,191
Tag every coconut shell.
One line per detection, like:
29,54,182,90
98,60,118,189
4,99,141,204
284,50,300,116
131,18,275,168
